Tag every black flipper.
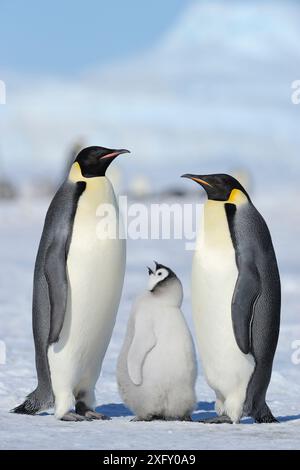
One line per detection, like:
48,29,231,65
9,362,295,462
46,180,86,345
231,264,260,355
225,203,261,355
45,240,70,345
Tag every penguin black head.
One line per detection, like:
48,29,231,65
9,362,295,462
147,262,177,293
181,173,250,202
75,146,130,178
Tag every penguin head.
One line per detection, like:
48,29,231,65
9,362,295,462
147,262,183,307
181,173,250,203
75,146,130,178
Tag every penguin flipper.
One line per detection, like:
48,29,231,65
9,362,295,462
231,262,261,355
45,240,69,345
44,180,86,346
225,203,261,355
127,314,157,386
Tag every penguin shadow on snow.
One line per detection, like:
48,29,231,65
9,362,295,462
39,402,222,421
192,401,217,422
37,403,235,422
102,402,216,422
192,402,255,424
38,404,300,423
98,401,229,423
192,403,300,424
277,414,300,423
95,403,133,418
37,403,134,419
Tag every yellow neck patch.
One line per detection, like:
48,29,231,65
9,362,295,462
68,162,107,193
69,162,84,183
227,189,248,205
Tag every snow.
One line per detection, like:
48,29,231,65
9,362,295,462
0,0,300,450
0,190,299,450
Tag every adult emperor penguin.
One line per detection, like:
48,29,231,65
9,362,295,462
13,146,129,421
117,263,197,421
182,174,281,424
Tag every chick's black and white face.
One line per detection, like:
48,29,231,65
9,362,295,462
148,262,178,292
148,266,171,292
147,263,183,307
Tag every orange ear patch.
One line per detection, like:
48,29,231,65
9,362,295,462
228,189,248,205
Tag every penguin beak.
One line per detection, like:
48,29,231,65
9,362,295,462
181,174,214,188
102,149,130,159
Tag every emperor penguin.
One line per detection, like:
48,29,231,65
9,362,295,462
13,146,129,421
117,263,197,421
182,174,281,424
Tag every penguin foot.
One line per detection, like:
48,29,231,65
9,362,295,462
253,404,278,424
131,416,154,422
75,401,111,420
161,416,193,422
181,415,193,422
60,411,93,422
255,415,279,424
198,415,233,424
131,415,191,422
131,415,165,422
84,410,111,421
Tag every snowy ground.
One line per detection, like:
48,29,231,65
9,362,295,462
0,191,299,450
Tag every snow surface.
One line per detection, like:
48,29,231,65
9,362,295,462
0,0,300,451
0,191,299,450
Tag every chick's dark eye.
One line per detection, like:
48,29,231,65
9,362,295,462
158,272,162,276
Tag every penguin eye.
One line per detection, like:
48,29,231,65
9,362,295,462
158,271,162,276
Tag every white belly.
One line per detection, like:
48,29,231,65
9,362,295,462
192,201,254,401
48,177,126,392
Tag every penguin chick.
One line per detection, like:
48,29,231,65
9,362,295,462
117,263,197,421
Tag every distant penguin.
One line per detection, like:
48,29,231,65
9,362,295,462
182,174,281,424
117,262,197,421
13,146,130,421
